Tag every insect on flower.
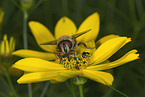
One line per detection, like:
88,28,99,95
40,29,95,61
12,36,139,86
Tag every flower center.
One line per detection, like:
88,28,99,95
62,52,90,70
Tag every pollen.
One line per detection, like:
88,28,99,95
62,52,90,70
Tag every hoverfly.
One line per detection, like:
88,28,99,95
40,29,94,61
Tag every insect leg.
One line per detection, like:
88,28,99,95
73,42,79,58
66,53,70,61
56,52,63,63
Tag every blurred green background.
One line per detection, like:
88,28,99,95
0,0,145,97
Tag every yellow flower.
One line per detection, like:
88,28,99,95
12,37,139,85
12,12,100,60
0,34,15,57
0,34,22,76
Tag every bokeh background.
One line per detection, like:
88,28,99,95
0,0,145,97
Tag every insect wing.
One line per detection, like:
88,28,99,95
40,40,57,45
72,29,91,38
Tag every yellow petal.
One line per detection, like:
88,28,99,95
29,21,56,52
50,70,76,83
10,37,15,53
96,34,119,47
17,71,60,84
12,58,65,72
88,50,139,70
82,70,114,85
55,17,77,39
76,12,100,42
12,49,57,60
5,39,10,54
3,35,10,54
13,40,15,52
0,41,5,55
90,37,131,65
3,34,7,40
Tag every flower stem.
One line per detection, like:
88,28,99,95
79,85,83,97
108,85,129,97
40,81,49,97
28,83,33,97
23,10,32,97
70,80,76,97
23,11,28,49
5,69,18,97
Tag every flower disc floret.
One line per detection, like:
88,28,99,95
62,52,90,70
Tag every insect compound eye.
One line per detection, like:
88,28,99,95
58,40,72,50
82,52,90,58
